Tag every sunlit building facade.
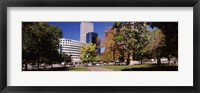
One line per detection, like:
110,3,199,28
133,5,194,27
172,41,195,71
80,22,94,43
59,38,85,65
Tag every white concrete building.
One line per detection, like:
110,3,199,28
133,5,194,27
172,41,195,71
80,22,94,43
59,38,85,66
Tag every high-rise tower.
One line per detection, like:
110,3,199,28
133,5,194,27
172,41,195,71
80,22,94,43
86,32,101,54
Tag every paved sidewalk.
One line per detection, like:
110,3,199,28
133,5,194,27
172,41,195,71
87,67,112,71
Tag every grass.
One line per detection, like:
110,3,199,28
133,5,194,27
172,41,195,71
69,67,91,71
23,64,177,71
98,64,178,71
23,67,70,71
23,66,91,71
98,64,152,71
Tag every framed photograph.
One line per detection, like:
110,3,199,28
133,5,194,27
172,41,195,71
0,0,199,93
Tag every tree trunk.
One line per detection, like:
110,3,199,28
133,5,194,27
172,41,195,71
168,57,171,65
23,59,28,71
32,64,34,70
37,59,40,71
140,55,143,64
37,62,40,71
157,57,161,66
113,49,115,62
51,64,53,68
126,53,130,65
44,63,46,69
25,63,28,71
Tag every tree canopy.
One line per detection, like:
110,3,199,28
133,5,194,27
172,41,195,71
101,28,119,62
22,22,63,70
80,43,98,63
109,22,178,65
112,22,149,64
148,22,178,58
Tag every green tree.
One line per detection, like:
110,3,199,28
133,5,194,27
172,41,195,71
148,22,178,65
103,28,119,62
22,22,62,70
146,29,166,65
113,22,148,65
80,43,97,63
62,53,72,63
95,55,102,62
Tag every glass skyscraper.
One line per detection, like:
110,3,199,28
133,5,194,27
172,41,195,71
86,32,101,54
86,32,98,44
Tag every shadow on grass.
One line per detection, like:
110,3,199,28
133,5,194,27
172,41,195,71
121,64,178,71
23,67,70,71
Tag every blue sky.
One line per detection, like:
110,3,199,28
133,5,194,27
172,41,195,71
48,22,155,53
48,22,113,41
48,22,155,42
147,26,156,31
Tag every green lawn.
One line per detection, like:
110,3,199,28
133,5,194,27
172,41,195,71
69,67,91,71
98,64,178,71
98,64,152,71
34,64,177,71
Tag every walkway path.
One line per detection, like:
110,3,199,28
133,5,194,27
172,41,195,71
88,67,112,71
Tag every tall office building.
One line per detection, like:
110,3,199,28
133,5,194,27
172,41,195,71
86,32,101,54
86,32,98,44
80,22,94,43
59,38,85,66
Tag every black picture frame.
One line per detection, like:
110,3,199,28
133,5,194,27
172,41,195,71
0,0,199,93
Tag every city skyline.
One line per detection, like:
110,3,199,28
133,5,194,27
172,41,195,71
22,22,178,71
48,22,113,41
48,22,156,54
58,22,104,65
